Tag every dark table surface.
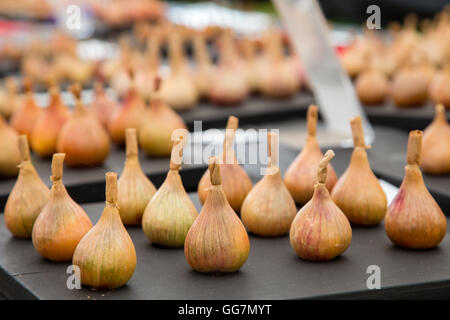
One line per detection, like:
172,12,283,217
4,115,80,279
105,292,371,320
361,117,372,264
1,143,450,299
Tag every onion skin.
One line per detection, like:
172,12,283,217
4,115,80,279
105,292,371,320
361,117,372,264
209,66,249,105
245,59,262,93
111,68,132,98
193,33,214,98
185,157,249,273
290,184,352,261
32,154,93,261
5,135,50,238
385,165,446,249
284,140,337,205
0,115,20,177
421,105,450,174
332,148,387,226
241,131,297,236
331,116,387,226
73,172,136,289
142,170,198,247
385,130,447,249
108,87,145,145
134,36,160,99
285,105,337,204
198,116,252,213
90,82,117,128
391,68,429,107
138,97,187,157
10,84,42,136
340,49,365,78
209,30,249,105
118,128,156,226
258,30,300,98
238,37,262,92
284,137,337,204
429,70,445,103
355,69,389,105
290,150,352,261
433,69,450,108
198,162,252,213
30,87,70,157
193,64,214,99
57,86,110,167
160,33,198,111
160,73,198,111
259,60,300,98
0,77,20,119
241,169,297,236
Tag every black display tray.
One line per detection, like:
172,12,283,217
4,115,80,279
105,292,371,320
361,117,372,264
364,101,450,132
2,186,450,299
0,146,206,212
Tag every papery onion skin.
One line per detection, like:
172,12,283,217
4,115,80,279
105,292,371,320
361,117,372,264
142,135,197,246
160,33,198,111
209,66,249,105
290,184,352,261
421,104,450,174
259,60,300,99
138,79,188,157
0,115,20,177
57,84,110,167
331,116,387,226
4,135,50,238
185,157,249,273
10,78,42,136
73,172,136,289
431,68,450,108
385,130,447,249
258,30,300,99
385,165,446,248
241,131,297,236
391,69,429,107
108,87,145,145
160,73,199,111
355,69,389,105
90,82,117,128
208,29,249,105
32,153,93,261
142,170,198,247
192,33,214,98
0,77,20,119
241,169,297,236
118,128,156,226
30,87,70,157
284,106,337,204
197,116,252,213
332,148,387,226
57,121,110,167
198,162,252,213
340,49,365,78
290,150,352,261
429,70,445,104
284,137,337,204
